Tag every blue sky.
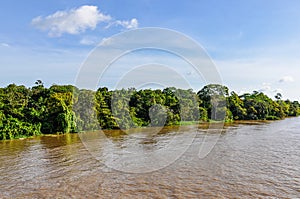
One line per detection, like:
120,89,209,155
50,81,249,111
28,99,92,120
0,0,300,100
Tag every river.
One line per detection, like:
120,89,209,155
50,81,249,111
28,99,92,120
0,117,299,198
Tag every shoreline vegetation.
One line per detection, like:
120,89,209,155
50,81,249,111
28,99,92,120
1,81,299,140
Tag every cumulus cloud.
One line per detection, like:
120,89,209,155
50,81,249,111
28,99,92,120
105,18,139,30
31,5,138,37
279,76,294,83
115,18,139,29
32,5,111,37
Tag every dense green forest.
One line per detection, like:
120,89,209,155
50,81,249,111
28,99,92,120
0,81,299,140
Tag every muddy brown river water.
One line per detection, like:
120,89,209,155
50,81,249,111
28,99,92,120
0,117,299,198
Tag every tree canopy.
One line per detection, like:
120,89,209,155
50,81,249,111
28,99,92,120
0,82,299,140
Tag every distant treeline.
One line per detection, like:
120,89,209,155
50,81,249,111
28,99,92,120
0,81,299,140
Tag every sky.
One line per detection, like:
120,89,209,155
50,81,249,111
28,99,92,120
0,0,300,100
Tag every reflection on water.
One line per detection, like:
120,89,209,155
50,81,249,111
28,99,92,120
0,117,299,198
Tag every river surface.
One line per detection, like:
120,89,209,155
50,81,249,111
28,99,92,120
0,117,299,198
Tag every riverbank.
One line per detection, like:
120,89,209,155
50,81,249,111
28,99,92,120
2,117,296,141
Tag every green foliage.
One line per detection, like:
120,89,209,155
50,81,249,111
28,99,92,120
197,84,228,120
111,89,135,129
73,89,99,131
175,88,199,121
199,107,208,122
227,91,247,120
41,88,76,134
0,84,42,140
95,87,118,129
0,82,299,140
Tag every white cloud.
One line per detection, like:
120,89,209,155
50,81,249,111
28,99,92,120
273,88,283,93
32,5,111,37
115,18,139,29
279,76,294,83
32,5,138,37
99,37,113,46
258,82,271,92
80,36,99,46
1,43,10,47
